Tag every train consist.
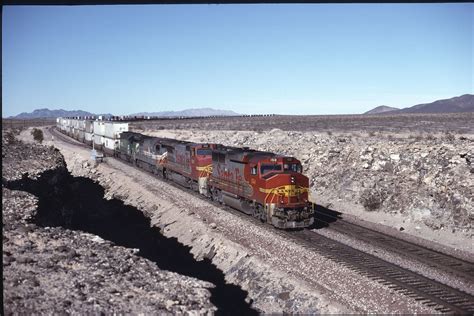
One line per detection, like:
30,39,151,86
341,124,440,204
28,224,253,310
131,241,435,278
56,118,314,229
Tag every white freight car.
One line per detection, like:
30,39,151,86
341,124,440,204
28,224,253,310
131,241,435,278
85,120,94,146
102,122,129,155
93,121,106,150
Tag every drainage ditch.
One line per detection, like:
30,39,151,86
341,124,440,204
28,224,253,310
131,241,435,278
6,168,258,315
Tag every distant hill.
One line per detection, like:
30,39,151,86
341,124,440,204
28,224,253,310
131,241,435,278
364,105,399,115
131,107,239,117
364,94,474,115
398,94,474,114
9,108,113,119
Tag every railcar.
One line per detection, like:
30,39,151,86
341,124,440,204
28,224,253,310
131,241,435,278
208,146,314,229
115,131,151,162
158,139,216,195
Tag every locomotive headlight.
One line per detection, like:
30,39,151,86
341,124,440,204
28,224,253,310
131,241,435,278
291,177,295,183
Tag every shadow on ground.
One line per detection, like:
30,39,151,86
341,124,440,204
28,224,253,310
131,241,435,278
310,204,343,230
6,170,258,315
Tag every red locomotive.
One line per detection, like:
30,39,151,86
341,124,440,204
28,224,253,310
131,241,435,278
208,146,314,229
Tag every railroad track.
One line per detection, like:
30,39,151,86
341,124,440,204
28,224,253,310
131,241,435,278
51,127,474,314
48,127,90,149
312,208,474,283
288,230,474,314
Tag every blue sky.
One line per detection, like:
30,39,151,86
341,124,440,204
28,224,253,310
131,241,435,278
2,4,473,117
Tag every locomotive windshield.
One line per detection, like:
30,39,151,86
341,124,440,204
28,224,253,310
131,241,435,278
196,148,212,156
284,163,302,173
260,164,283,175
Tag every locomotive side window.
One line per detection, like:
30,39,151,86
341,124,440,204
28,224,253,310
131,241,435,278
218,153,225,163
260,164,282,175
251,166,257,175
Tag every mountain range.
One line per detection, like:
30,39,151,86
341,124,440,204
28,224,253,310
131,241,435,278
364,94,474,115
10,108,112,119
130,108,239,117
7,95,474,118
8,107,238,119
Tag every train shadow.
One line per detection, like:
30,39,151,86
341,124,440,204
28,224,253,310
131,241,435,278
308,204,343,230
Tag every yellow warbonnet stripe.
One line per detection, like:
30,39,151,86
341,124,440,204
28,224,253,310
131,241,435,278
260,185,308,197
196,164,213,177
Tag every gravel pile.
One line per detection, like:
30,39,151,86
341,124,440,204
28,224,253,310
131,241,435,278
2,132,216,314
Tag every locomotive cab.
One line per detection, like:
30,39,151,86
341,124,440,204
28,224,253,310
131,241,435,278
256,156,314,229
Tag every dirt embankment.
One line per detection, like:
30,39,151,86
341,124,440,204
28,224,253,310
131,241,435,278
2,132,217,314
141,129,473,252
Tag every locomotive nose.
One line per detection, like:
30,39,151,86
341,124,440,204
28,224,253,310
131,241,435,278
261,173,309,205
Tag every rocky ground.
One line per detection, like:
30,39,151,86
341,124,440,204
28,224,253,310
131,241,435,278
131,112,474,134
11,126,446,314
2,130,216,314
139,128,474,253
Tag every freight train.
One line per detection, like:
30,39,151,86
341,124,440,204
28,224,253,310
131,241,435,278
56,118,314,229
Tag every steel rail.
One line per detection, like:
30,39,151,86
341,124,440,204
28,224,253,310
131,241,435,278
287,230,474,314
312,208,474,283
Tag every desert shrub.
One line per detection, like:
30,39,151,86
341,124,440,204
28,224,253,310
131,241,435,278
444,132,455,142
4,130,17,144
368,131,376,137
360,189,385,211
425,134,436,141
31,128,44,143
326,131,333,136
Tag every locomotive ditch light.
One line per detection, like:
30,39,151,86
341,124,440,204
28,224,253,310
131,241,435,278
270,158,277,162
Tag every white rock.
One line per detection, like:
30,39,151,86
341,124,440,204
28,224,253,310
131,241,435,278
390,154,400,161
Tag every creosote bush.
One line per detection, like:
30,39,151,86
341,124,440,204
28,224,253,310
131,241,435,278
360,189,386,212
4,131,17,144
444,132,455,142
31,128,44,144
